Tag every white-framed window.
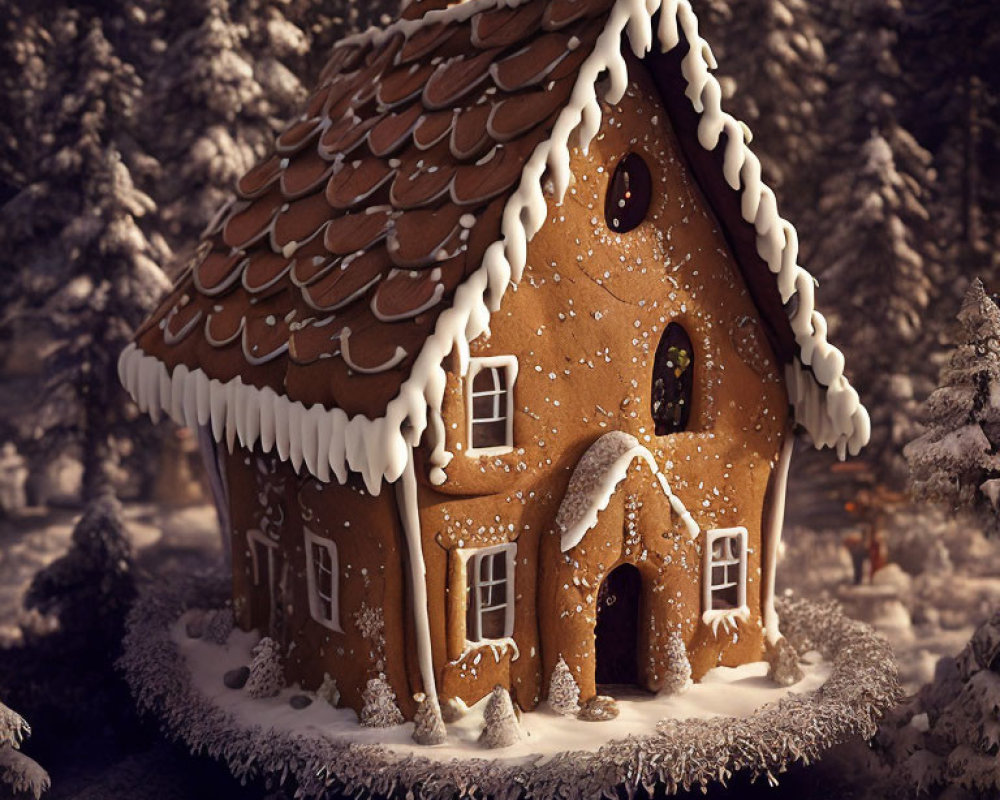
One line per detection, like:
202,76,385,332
466,356,518,456
247,529,277,587
304,529,342,632
703,527,748,612
463,543,516,642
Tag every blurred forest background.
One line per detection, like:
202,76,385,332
0,0,997,798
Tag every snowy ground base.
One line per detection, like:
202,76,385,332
175,615,831,764
121,574,902,799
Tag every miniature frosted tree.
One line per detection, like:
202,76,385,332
766,637,803,687
479,685,522,749
317,673,340,708
245,637,284,699
411,693,447,745
905,279,1000,533
203,607,234,645
662,632,692,695
548,657,581,715
360,675,404,728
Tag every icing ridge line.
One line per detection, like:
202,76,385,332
119,0,869,493
555,431,700,553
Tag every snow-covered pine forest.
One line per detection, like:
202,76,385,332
0,0,998,797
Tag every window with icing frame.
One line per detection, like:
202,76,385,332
304,529,342,632
466,356,518,456
464,543,516,642
703,527,748,612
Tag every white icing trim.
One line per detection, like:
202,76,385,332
701,526,749,636
556,431,699,553
340,329,407,374
196,424,232,569
303,528,343,633
464,355,518,457
120,0,869,492
762,427,793,645
447,637,521,668
455,543,517,644
702,606,751,637
397,450,438,701
245,528,279,632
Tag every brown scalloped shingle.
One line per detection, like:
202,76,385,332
136,0,615,416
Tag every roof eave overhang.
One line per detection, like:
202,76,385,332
119,0,870,495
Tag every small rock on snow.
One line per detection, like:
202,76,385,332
223,666,250,690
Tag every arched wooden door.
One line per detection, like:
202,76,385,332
595,563,641,686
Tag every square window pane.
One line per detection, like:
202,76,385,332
472,419,508,449
472,394,496,420
472,367,498,393
714,584,738,610
486,582,505,608
481,607,507,640
479,553,492,584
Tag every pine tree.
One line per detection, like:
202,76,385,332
0,7,171,497
547,657,581,715
0,703,28,751
24,490,137,653
900,0,1000,286
0,0,398,501
359,675,404,728
411,692,447,745
800,0,940,483
905,280,1000,533
0,745,49,800
479,685,521,749
0,702,48,799
662,632,692,695
884,610,1000,797
696,0,827,221
245,636,284,699
815,131,938,473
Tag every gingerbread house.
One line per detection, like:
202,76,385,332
118,0,869,723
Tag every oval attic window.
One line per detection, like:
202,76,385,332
605,152,652,233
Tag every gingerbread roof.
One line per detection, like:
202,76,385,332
120,0,871,493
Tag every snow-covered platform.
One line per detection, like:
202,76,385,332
121,575,901,799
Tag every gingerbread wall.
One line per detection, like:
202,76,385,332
223,447,417,719
415,60,789,707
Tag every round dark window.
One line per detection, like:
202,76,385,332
605,152,652,233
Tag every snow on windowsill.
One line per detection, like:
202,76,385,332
172,612,830,765
702,605,751,636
